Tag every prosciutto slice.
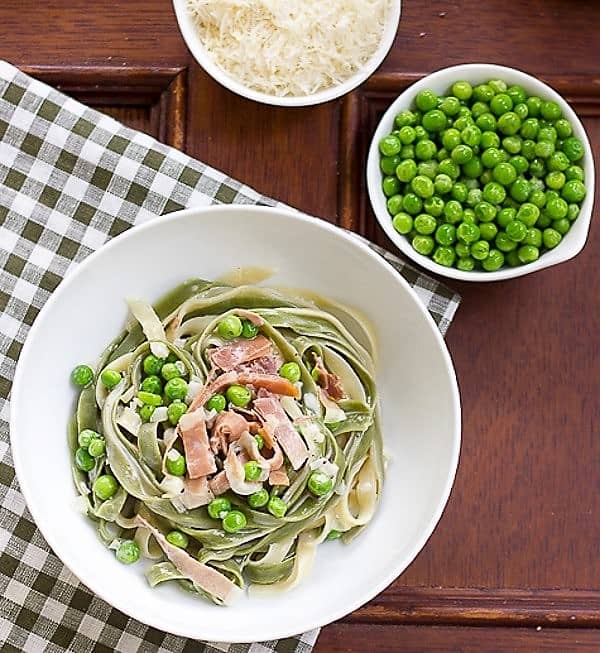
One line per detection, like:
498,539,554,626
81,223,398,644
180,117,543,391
254,396,309,470
208,470,230,496
210,335,273,372
313,356,345,401
134,515,241,604
210,411,248,454
269,468,290,487
178,411,216,479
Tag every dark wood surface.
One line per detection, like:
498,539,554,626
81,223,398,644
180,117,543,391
1,1,599,650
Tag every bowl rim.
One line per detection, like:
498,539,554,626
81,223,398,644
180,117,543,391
366,63,596,282
171,0,402,107
10,204,461,641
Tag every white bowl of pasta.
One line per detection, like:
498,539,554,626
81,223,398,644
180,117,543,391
11,205,460,642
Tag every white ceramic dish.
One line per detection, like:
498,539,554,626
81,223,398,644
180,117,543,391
172,0,402,107
366,63,595,282
11,205,460,642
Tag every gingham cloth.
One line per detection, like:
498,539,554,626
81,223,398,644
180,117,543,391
0,60,460,653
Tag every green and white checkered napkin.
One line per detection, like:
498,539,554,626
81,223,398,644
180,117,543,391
0,60,460,652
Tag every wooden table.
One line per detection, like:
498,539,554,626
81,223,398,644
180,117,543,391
2,1,598,650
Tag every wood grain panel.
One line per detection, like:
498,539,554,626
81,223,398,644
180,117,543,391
315,624,600,653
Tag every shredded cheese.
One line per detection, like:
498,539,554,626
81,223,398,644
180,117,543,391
186,0,390,96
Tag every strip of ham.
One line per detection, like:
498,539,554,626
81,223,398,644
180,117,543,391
189,370,299,412
313,356,345,401
178,411,216,479
209,335,273,372
269,468,290,487
254,396,309,470
210,411,248,454
208,470,230,496
134,515,241,604
181,477,214,509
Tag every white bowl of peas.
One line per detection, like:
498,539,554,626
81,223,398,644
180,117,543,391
366,63,595,281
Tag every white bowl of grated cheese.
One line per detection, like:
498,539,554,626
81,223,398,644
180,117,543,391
172,0,402,106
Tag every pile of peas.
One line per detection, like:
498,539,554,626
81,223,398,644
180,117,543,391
379,79,586,271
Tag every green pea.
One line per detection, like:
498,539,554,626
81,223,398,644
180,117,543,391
379,134,401,156
516,203,540,227
510,156,528,175
525,96,541,116
482,249,505,271
88,438,105,458
506,250,521,267
461,124,482,147
222,510,247,533
402,193,423,215
267,496,288,518
277,362,301,385
75,447,95,472
542,227,562,249
561,179,586,203
398,125,416,145
457,222,480,244
93,474,118,500
466,188,483,207
473,84,494,103
508,178,530,203
553,218,571,236
538,126,557,143
325,529,343,541
392,212,413,235
142,355,163,376
482,182,506,205
518,245,540,263
495,231,518,252
306,470,333,496
521,139,536,160
414,125,429,140
505,219,527,242
241,318,260,338
411,175,435,198
514,103,529,121
436,147,449,162
492,162,517,186
416,89,438,112
396,159,417,182
78,428,98,448
490,93,513,116
502,136,522,154
160,362,181,381
415,139,437,160
226,384,252,407
439,96,461,116
546,197,568,220
479,223,498,241
535,140,555,159
423,195,445,217
480,169,493,185
471,240,490,260
163,531,189,550
414,213,436,235
254,434,265,450
141,375,162,395
536,213,552,229
244,461,262,482
554,118,573,139
455,242,471,258
453,114,473,131
71,364,94,388
442,128,461,151
476,112,496,132
529,158,547,178
116,540,140,564
412,235,435,256
567,203,580,221
164,378,188,401
139,404,155,422
395,109,418,128
564,165,583,182
100,369,121,390
438,158,460,179
456,256,475,271
497,207,517,228
381,155,402,176
217,315,243,340
167,400,187,426
422,109,447,132
547,151,569,172
435,224,456,246
540,100,562,121
165,451,186,476
474,201,497,222
449,182,467,202
433,246,456,267
248,489,269,509
458,156,481,178
441,200,461,224
451,144,473,164
497,112,521,135
505,84,526,105
480,131,500,149
481,147,503,168
452,81,472,100
208,497,232,519
546,171,566,190
433,174,452,195
520,118,539,140
522,228,542,248
470,101,488,119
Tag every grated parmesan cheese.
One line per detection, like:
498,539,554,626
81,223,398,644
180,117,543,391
186,0,390,96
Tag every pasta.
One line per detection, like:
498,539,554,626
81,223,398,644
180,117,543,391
69,279,383,604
